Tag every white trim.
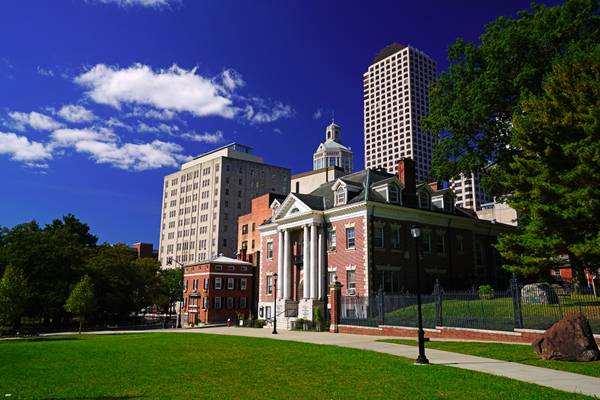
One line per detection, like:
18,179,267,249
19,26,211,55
184,272,253,277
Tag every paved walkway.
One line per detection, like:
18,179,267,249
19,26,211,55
40,326,600,398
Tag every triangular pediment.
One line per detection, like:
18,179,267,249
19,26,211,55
273,194,314,220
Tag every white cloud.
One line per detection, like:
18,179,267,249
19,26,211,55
49,127,117,149
57,104,96,123
137,122,179,135
106,117,133,131
313,108,323,120
128,106,176,120
242,101,294,124
0,132,52,164
74,139,188,171
90,0,177,7
220,69,245,92
273,128,282,134
75,63,235,118
181,131,224,144
8,111,63,131
36,66,54,77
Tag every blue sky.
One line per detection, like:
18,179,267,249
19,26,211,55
0,0,560,246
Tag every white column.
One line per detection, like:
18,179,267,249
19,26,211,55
310,223,318,299
318,226,324,300
283,229,291,300
303,225,310,299
277,230,284,299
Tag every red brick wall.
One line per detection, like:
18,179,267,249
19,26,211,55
327,215,367,296
238,193,275,265
259,231,278,303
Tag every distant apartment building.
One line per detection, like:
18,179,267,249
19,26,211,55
450,172,493,211
291,166,346,195
131,242,157,259
363,43,437,182
158,143,290,268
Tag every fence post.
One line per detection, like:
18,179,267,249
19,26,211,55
434,279,443,327
377,287,384,326
329,278,343,333
511,274,524,329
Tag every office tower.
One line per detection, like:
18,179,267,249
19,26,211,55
363,43,436,183
158,143,290,267
450,172,493,211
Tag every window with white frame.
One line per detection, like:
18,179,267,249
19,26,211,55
418,191,430,209
346,227,355,249
227,278,234,290
202,297,208,309
328,229,337,250
328,271,337,286
347,270,356,293
241,278,247,290
215,277,222,290
267,241,273,259
336,187,346,206
203,278,208,290
266,306,272,319
266,275,273,294
214,296,222,309
388,185,400,203
374,227,384,248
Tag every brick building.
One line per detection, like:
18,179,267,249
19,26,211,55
257,159,514,330
237,192,286,316
182,255,253,325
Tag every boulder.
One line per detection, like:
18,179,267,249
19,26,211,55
521,283,559,305
532,313,600,361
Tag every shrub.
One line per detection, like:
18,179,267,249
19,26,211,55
478,285,495,300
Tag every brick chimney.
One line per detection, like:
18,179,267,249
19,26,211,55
428,182,440,191
397,158,417,207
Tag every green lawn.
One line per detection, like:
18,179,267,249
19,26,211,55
380,339,600,378
0,333,594,399
384,296,600,332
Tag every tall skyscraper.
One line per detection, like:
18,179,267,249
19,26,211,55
450,172,493,211
158,143,290,268
363,43,437,183
312,121,353,174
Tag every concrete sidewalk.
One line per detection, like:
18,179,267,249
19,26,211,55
37,326,600,398
190,326,600,398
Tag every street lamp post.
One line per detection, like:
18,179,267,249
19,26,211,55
166,257,185,329
272,273,278,334
411,225,429,365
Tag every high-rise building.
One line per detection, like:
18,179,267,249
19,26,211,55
363,43,437,183
450,172,493,211
158,143,290,268
312,122,353,174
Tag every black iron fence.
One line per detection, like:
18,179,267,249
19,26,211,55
339,278,600,334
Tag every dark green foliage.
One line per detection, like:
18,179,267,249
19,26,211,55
0,214,173,329
0,265,30,331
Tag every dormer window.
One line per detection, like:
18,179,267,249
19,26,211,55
418,191,430,209
388,185,400,204
336,187,346,206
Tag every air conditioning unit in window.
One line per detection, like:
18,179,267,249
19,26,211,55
347,288,356,296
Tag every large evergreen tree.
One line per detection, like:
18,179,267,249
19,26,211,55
496,47,600,276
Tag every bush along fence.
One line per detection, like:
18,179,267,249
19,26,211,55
336,277,600,335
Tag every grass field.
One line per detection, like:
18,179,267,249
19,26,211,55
0,333,594,399
381,339,600,378
384,296,600,332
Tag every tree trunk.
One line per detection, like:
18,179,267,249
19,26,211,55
78,319,82,334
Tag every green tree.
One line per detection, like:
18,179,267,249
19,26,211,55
65,275,96,333
423,0,600,194
154,267,183,326
495,47,600,277
0,265,30,332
